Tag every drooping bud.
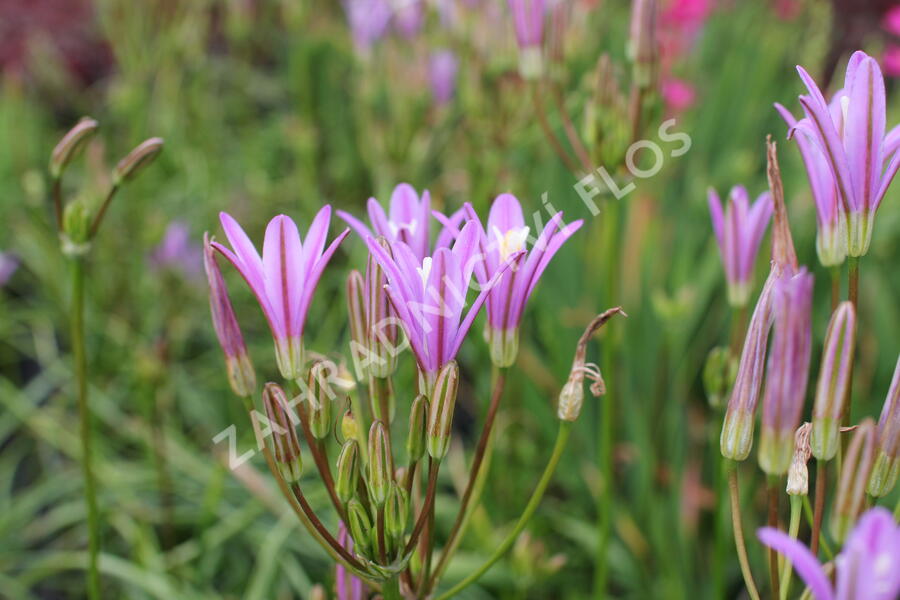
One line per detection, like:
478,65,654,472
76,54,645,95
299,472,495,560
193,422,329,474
262,383,303,482
703,345,737,410
811,302,856,460
557,308,625,421
204,233,255,397
831,418,876,543
627,0,657,90
342,408,360,443
307,360,336,439
112,137,164,186
385,482,409,543
365,239,398,378
347,269,367,378
759,269,813,476
868,355,900,497
427,361,460,460
346,499,374,558
50,117,99,178
407,394,428,462
485,325,519,369
786,423,812,496
335,439,361,504
367,420,392,506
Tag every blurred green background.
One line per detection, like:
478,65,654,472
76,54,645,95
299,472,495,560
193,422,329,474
1,0,898,598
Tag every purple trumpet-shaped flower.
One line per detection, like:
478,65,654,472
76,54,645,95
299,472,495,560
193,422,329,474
868,354,900,497
759,268,814,475
392,0,424,38
366,221,522,394
508,0,545,79
786,50,900,257
707,186,774,306
811,302,856,460
335,522,366,600
338,183,462,261
212,208,350,380
429,50,459,106
462,194,583,367
343,0,393,55
758,507,900,600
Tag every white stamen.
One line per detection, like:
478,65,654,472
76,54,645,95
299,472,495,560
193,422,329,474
491,225,530,261
388,219,418,238
417,256,432,285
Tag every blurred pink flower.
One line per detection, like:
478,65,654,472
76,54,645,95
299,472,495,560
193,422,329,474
884,5,900,36
662,77,696,112
883,44,900,77
151,221,202,280
429,50,458,105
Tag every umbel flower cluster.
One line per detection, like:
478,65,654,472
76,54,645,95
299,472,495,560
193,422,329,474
204,184,621,598
706,50,900,600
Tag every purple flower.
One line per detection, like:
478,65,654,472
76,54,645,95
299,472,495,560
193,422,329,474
759,268,814,475
211,208,350,380
462,194,582,367
335,523,366,600
392,0,424,38
365,221,521,392
508,0,545,78
337,183,462,261
786,50,900,257
429,50,459,106
707,186,774,306
151,221,203,279
0,252,18,287
758,507,900,600
343,0,393,54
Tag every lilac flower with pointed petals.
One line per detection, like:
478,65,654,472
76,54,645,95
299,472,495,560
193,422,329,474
429,50,459,106
759,268,814,475
343,0,393,54
212,208,350,380
0,252,18,287
787,50,900,257
338,183,464,261
151,221,203,279
759,507,900,600
461,194,583,367
508,0,545,79
707,186,774,306
366,221,522,394
335,523,366,600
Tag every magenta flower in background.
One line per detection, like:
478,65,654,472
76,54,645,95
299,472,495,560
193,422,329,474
151,221,203,279
335,523,366,600
212,207,350,380
343,0,393,54
508,0,545,79
0,252,18,287
707,185,774,306
462,194,582,367
883,45,900,78
338,183,462,260
662,77,697,114
759,268,813,475
884,5,900,36
429,50,458,106
758,507,900,600
789,50,900,257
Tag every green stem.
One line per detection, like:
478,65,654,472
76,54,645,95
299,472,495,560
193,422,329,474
728,464,761,600
780,495,802,600
434,421,572,600
382,577,401,600
810,460,826,557
801,495,834,560
830,266,840,311
72,257,101,600
768,477,781,599
893,495,900,522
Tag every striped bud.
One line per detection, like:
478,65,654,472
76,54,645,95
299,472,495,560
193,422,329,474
831,418,876,543
385,482,409,542
365,239,398,378
868,355,900,497
786,423,812,496
427,361,459,460
50,117,99,178
262,383,303,482
346,499,374,558
335,439,361,504
113,137,164,186
811,302,856,460
204,234,255,397
703,345,737,410
407,394,428,461
347,270,367,378
627,0,657,89
367,421,392,507
307,361,336,439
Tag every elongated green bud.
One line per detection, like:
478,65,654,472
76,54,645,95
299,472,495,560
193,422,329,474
868,355,900,497
811,302,855,460
830,418,875,543
346,499,374,558
427,361,459,460
703,346,736,410
335,439,361,504
367,420,392,506
407,394,428,461
385,482,409,542
342,408,359,442
346,269,367,378
307,360,336,439
113,137,164,186
262,383,303,482
50,117,99,178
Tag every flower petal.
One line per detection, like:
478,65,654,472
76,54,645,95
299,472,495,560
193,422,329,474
757,527,834,600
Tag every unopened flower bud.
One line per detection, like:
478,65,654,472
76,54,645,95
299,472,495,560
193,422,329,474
427,361,460,460
113,137,164,186
868,355,900,497
347,270,367,377
346,499,374,558
204,234,255,397
342,409,360,442
262,383,303,482
786,422,812,496
307,360,336,439
385,482,409,542
61,201,92,255
335,439,361,504
407,394,428,462
831,418,876,543
367,420,392,506
627,0,657,89
50,117,99,178
811,302,856,460
485,325,519,368
365,240,398,378
703,346,737,410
